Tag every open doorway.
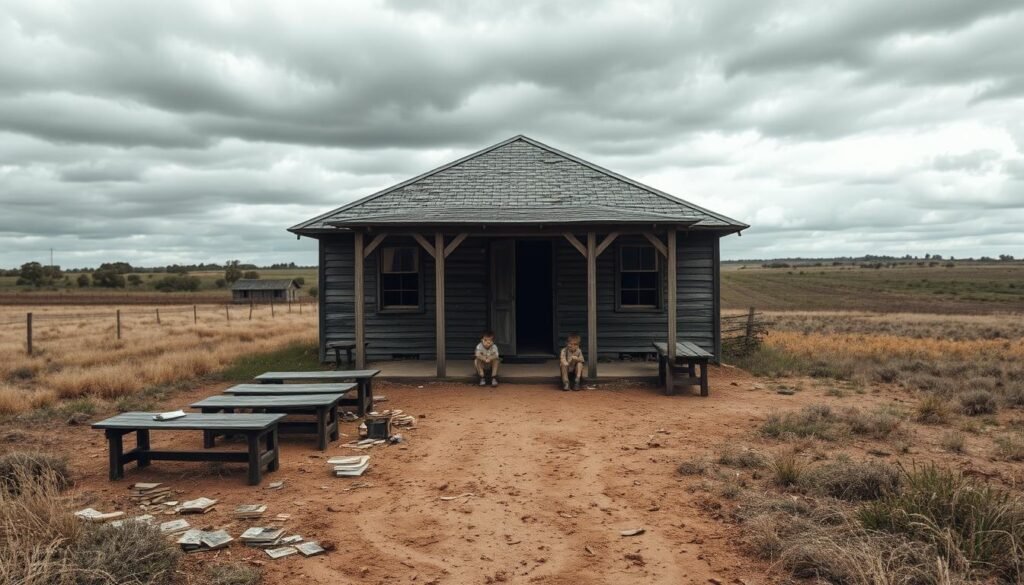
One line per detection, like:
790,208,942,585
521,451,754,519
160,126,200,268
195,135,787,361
514,240,553,356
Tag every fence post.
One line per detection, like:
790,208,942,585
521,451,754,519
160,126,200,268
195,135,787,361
193,305,197,324
271,299,275,318
249,300,254,320
116,310,122,340
299,299,302,314
26,312,32,356
288,299,292,313
225,305,230,322
156,308,161,325
745,307,755,348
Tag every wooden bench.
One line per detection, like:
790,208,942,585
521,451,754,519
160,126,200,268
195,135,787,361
92,412,284,486
254,370,379,416
325,341,369,368
191,393,346,451
223,384,359,416
652,341,713,397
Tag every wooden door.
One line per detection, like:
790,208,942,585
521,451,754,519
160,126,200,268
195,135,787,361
490,240,516,355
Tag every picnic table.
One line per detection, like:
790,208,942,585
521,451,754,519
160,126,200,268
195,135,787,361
652,341,713,397
191,393,345,451
254,370,379,416
325,341,369,368
92,412,284,486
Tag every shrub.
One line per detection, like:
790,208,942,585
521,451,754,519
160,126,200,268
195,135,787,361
859,464,1024,579
154,274,201,292
73,522,180,585
769,452,807,488
801,459,900,501
677,457,711,476
0,452,71,494
940,431,967,454
207,562,262,585
716,446,766,469
842,406,904,440
993,433,1024,461
914,394,951,425
761,405,842,440
959,389,998,416
0,465,80,585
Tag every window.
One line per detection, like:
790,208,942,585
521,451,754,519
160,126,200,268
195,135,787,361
618,245,660,309
379,246,420,310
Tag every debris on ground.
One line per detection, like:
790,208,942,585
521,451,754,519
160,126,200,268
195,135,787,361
265,546,298,559
128,482,171,505
328,455,370,477
240,527,286,548
159,519,191,535
439,492,475,501
265,480,285,491
342,438,386,450
777,387,796,395
619,528,645,537
232,504,267,519
74,508,125,522
178,497,217,514
110,514,154,528
373,395,388,403
341,412,359,422
177,528,233,553
297,541,326,556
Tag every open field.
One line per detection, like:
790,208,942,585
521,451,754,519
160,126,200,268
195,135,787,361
722,262,1024,313
0,304,317,417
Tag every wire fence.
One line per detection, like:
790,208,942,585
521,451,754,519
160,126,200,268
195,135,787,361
2,299,317,356
721,307,768,356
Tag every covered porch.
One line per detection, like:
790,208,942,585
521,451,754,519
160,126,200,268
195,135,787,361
370,358,660,384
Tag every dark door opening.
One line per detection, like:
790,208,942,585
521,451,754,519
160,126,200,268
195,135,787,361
514,240,553,356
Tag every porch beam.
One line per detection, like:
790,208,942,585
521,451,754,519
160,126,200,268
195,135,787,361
643,232,668,258
595,231,619,257
563,232,587,257
443,232,468,258
665,229,677,395
363,233,388,258
434,232,447,377
413,233,436,259
586,232,598,379
354,232,366,370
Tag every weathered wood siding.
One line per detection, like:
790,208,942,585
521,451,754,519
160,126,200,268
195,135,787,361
553,232,717,357
319,232,719,362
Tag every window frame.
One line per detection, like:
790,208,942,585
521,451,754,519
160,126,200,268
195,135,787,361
376,245,424,313
614,243,663,312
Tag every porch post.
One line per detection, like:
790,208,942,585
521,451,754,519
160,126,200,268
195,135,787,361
586,232,598,379
666,229,677,395
435,232,446,378
354,232,366,370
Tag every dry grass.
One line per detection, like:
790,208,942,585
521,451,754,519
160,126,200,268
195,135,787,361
0,305,316,414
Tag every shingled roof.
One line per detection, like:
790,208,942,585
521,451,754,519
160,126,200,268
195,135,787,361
231,279,300,291
289,135,747,235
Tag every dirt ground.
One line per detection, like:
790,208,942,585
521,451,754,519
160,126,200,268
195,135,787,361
6,367,960,585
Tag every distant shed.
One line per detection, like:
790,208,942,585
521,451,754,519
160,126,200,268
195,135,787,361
231,279,300,303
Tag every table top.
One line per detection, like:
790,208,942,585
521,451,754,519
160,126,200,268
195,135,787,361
255,370,380,381
191,393,347,409
224,383,356,395
92,412,286,431
325,341,369,349
651,341,713,359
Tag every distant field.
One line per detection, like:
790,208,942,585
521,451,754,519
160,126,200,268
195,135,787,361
0,268,319,304
722,262,1024,314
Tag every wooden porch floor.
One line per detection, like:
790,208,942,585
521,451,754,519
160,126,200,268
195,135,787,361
370,359,658,383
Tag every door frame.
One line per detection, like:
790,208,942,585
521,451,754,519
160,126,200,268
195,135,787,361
489,239,517,355
488,237,559,357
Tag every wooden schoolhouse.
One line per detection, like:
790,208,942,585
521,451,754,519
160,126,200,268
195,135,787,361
290,135,747,379
231,279,301,304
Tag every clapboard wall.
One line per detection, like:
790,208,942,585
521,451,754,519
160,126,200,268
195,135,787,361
318,231,720,363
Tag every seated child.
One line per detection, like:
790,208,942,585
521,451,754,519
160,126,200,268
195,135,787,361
474,330,500,387
559,333,585,391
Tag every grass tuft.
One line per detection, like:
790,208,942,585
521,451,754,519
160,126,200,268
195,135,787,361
914,394,951,425
800,458,900,501
0,452,71,495
958,389,998,416
207,562,262,585
769,452,807,488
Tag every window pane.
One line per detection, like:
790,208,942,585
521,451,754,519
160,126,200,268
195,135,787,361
621,290,639,306
621,247,640,271
381,291,402,307
638,247,656,270
635,272,658,289
621,273,640,289
381,247,417,273
637,290,658,306
400,290,419,306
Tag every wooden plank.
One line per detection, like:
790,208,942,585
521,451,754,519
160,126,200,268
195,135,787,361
643,232,668,257
435,232,447,377
413,233,436,258
443,233,468,258
586,232,597,379
354,232,366,369
595,232,619,257
563,232,587,257
666,229,677,395
191,394,346,409
92,412,286,431
224,383,356,395
364,233,388,258
713,236,722,365
255,370,379,381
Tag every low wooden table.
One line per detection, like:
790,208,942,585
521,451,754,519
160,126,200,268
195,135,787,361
325,341,369,368
191,393,345,451
92,412,284,485
254,370,379,416
652,341,713,397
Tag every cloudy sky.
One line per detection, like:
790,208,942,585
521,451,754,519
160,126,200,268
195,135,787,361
2,0,1023,267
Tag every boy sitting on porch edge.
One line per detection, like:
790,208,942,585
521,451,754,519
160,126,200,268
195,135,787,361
560,333,585,391
475,330,500,387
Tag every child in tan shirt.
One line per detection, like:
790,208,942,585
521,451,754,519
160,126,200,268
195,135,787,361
559,333,585,391
474,330,500,387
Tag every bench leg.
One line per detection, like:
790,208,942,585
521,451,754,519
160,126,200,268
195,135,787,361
333,347,342,370
347,348,354,367
137,429,151,468
700,360,709,397
106,430,126,481
247,432,262,486
329,404,340,441
316,406,328,451
361,379,373,416
266,428,280,472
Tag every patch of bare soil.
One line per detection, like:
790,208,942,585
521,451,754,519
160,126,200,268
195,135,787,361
15,367,1011,584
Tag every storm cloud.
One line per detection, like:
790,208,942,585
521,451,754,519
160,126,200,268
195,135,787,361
1,0,1022,266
